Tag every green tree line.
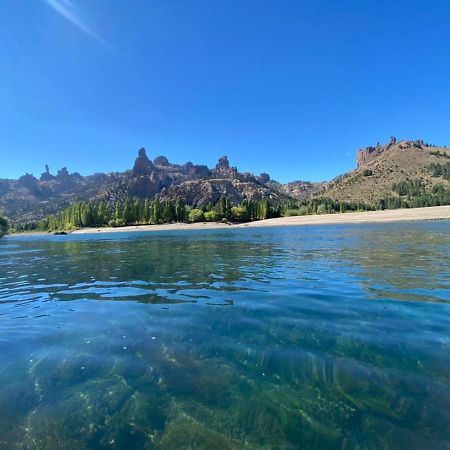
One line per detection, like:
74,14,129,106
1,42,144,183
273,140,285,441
283,182,450,216
392,179,426,198
13,179,450,232
20,196,280,231
429,162,450,181
0,216,8,238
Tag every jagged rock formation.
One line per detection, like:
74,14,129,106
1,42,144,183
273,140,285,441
40,165,54,182
132,148,154,176
214,156,238,178
0,149,291,224
356,137,428,167
257,173,271,184
357,136,396,166
323,138,449,204
154,155,170,166
2,138,446,224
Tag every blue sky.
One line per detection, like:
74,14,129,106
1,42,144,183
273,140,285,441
1,0,450,182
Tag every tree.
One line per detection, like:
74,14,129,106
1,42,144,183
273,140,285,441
115,202,124,221
98,201,111,225
0,216,8,237
231,206,247,222
123,199,135,225
162,200,175,223
81,202,94,227
204,210,220,221
188,209,205,222
134,199,143,224
240,200,251,222
143,199,151,224
152,197,162,224
218,196,232,220
258,199,271,220
175,197,187,222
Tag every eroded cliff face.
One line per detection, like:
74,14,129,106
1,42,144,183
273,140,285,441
356,137,428,167
128,149,287,205
0,147,295,223
356,137,396,166
213,156,238,178
323,138,449,205
9,136,442,224
132,148,154,176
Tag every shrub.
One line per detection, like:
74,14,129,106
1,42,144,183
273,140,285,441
108,218,125,227
284,209,301,217
204,210,220,222
188,209,205,222
231,206,247,222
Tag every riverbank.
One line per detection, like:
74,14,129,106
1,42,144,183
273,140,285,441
69,205,450,235
7,205,449,238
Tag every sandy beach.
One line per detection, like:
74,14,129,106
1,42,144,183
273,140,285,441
68,205,450,235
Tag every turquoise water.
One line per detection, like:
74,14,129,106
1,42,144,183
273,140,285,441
0,222,449,449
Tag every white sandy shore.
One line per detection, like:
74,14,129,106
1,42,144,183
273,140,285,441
70,205,450,235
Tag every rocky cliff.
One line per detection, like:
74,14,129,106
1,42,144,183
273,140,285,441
3,137,444,224
323,138,450,204
0,148,295,224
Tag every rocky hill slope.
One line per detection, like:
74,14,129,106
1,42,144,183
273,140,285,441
0,149,300,224
2,137,448,224
321,138,450,205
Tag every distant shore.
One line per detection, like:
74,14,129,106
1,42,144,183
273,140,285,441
8,205,450,238
69,205,450,235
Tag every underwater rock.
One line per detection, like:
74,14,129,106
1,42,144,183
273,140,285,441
158,417,237,450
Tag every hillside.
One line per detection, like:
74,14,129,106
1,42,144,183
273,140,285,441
0,149,298,224
321,138,450,205
2,138,449,225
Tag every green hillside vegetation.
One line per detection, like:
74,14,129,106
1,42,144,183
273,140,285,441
429,162,450,181
16,197,279,232
0,216,8,237
16,176,450,233
6,139,450,233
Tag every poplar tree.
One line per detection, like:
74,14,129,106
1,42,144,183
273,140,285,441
175,197,187,222
152,197,161,224
115,202,124,221
134,199,142,224
162,200,175,223
143,199,151,224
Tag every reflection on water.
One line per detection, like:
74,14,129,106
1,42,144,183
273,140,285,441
0,222,449,449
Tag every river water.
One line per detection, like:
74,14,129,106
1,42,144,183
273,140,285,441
0,222,449,449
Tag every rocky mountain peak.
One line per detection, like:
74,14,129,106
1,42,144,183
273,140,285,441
356,137,396,167
214,156,237,177
40,164,54,181
132,148,154,177
154,155,170,166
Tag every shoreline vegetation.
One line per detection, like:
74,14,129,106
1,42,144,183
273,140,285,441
11,185,450,234
8,205,450,237
0,216,8,237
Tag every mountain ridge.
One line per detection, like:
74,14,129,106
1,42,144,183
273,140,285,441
0,149,304,224
1,138,449,224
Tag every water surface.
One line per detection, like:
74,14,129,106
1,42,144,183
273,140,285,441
1,222,449,449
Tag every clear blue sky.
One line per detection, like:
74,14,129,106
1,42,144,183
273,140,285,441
1,0,450,182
